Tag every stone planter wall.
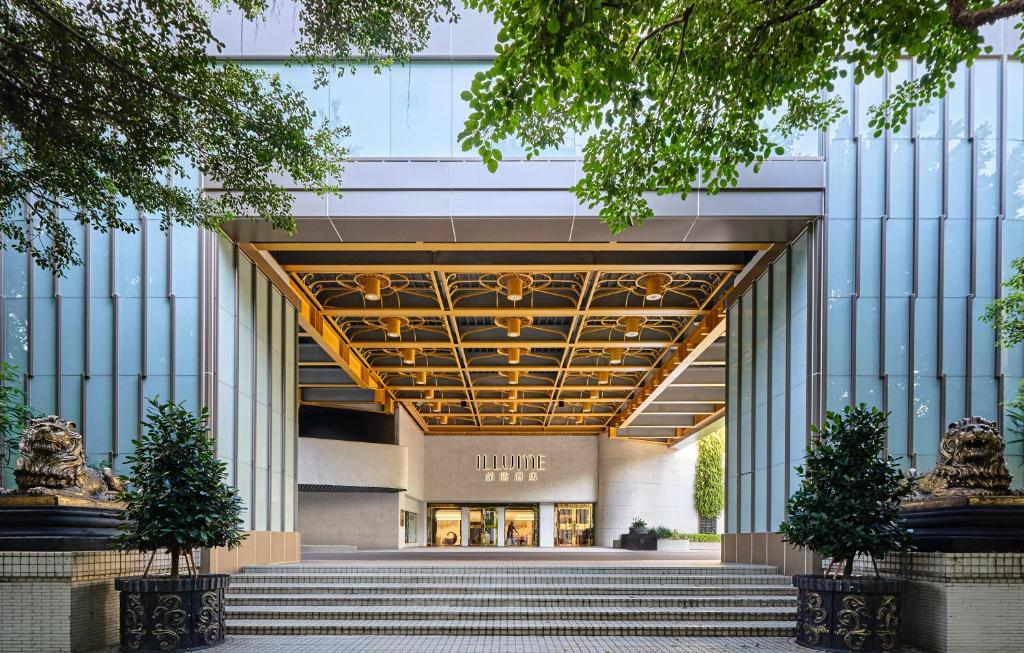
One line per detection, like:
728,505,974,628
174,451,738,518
0,550,170,653
844,552,1024,653
657,538,691,551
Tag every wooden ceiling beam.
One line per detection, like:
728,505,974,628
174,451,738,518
284,264,745,274
322,307,704,318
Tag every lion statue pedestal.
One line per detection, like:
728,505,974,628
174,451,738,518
900,416,1024,553
0,416,125,551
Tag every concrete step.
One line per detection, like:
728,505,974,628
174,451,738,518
230,573,792,586
226,618,796,637
225,593,798,608
239,564,777,576
226,582,796,596
225,605,797,622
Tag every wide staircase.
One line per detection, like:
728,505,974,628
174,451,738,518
225,563,797,636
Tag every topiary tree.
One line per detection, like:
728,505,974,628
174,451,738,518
115,398,245,578
694,430,725,524
780,404,915,579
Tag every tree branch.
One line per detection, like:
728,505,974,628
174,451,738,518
947,0,1024,29
757,0,829,30
632,6,693,62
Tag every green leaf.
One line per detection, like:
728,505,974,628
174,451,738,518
547,17,560,34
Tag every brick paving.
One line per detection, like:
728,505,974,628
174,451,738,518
151,634,813,652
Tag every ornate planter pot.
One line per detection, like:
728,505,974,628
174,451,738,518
628,526,649,535
115,574,229,651
793,575,904,653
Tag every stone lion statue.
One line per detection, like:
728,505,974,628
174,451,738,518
916,416,1014,498
6,415,124,499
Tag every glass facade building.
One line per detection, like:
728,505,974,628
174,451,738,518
1,5,1021,568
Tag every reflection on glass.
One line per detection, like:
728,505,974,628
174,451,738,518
555,503,594,547
504,507,537,546
431,507,461,546
404,510,417,545
469,507,498,546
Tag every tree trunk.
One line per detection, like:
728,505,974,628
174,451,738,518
843,557,854,579
170,549,180,578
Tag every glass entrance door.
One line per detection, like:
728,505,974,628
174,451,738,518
468,507,498,546
555,503,595,546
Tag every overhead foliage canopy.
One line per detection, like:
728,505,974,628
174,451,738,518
1,0,455,273
459,0,1023,233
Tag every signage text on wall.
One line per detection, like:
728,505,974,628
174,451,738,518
475,454,546,482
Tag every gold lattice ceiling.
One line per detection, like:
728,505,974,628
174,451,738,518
288,265,733,434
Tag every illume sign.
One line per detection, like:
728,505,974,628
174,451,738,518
475,454,547,482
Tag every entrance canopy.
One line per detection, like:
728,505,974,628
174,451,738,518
218,157,823,445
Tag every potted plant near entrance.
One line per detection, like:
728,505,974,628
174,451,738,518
628,517,648,535
780,404,914,653
114,399,246,652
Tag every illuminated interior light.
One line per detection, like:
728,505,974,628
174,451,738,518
425,389,435,400
385,317,403,338
402,348,418,365
432,401,442,412
575,414,585,425
510,401,518,414
623,316,642,338
507,370,520,385
441,414,449,425
590,388,600,400
598,371,610,385
414,370,427,385
606,347,624,364
509,389,518,400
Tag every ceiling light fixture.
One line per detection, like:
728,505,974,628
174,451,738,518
506,370,520,385
414,370,427,385
642,275,666,301
494,315,533,339
362,275,383,301
598,371,610,385
590,388,600,400
402,348,418,365
506,317,521,338
622,316,642,338
425,389,435,400
383,316,406,338
606,347,624,364
507,275,525,301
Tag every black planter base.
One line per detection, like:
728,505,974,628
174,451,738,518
793,575,905,653
115,574,230,652
619,532,657,550
899,498,1024,552
0,501,124,551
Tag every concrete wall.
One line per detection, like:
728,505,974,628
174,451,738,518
297,491,400,549
298,438,408,490
424,435,598,503
397,407,427,546
295,407,426,549
596,435,701,548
